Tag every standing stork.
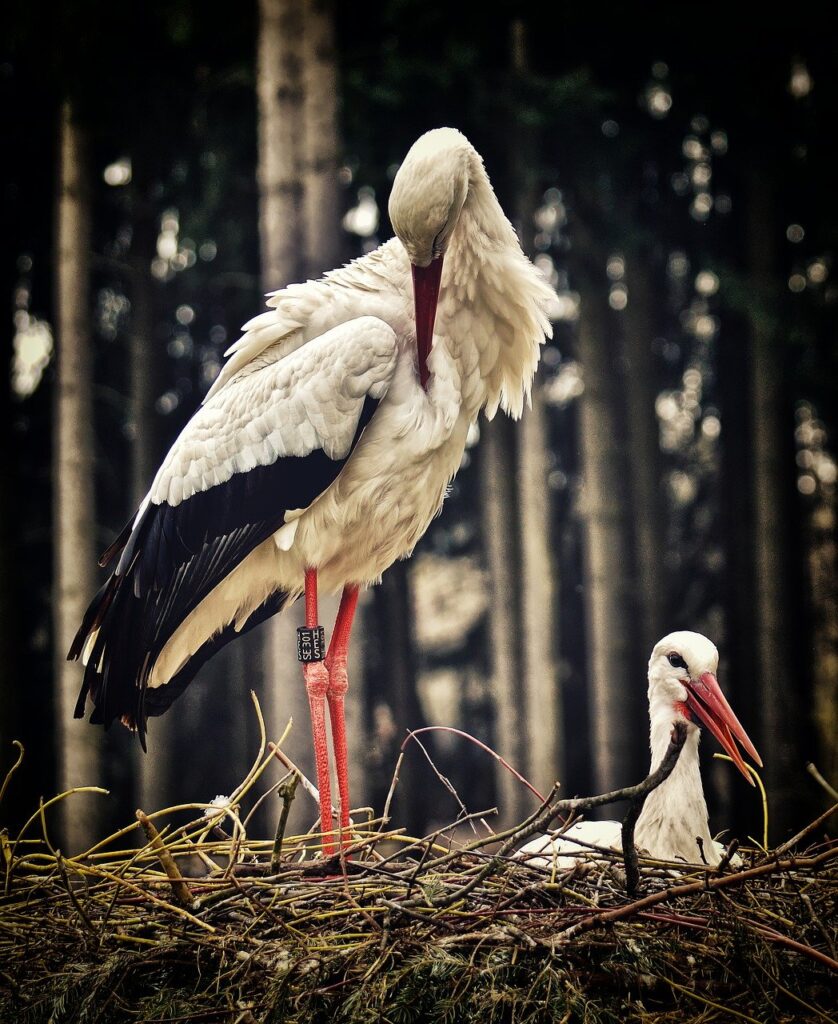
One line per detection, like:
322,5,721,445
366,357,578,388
517,632,762,868
71,128,554,852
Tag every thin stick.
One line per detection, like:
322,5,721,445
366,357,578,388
554,847,838,948
271,773,299,873
715,838,740,873
405,731,474,832
0,741,24,807
770,801,838,859
403,727,546,803
807,762,838,802
268,743,331,814
55,854,98,935
381,751,405,827
654,974,761,1024
136,809,193,907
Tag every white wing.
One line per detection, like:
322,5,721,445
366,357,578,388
150,315,398,508
73,316,399,741
204,240,409,402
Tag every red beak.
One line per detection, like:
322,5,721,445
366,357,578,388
411,257,444,390
684,672,763,785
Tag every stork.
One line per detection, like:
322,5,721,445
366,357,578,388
516,632,762,869
70,128,554,853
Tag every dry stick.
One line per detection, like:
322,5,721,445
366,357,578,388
769,801,838,860
400,726,689,912
715,838,741,874
404,727,546,804
381,751,405,827
405,732,474,831
136,809,193,907
55,853,98,935
621,720,688,893
271,773,300,873
554,847,838,958
801,892,837,961
0,741,24,807
268,742,338,821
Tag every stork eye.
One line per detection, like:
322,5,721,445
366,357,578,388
668,653,688,671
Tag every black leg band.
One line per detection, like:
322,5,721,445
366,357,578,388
297,626,326,663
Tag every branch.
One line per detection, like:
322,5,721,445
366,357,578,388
270,772,299,873
770,801,838,860
401,724,689,910
621,720,688,893
553,846,838,952
136,809,193,906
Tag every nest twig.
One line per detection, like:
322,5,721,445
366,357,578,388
1,726,836,1024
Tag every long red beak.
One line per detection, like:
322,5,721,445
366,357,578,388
684,672,763,785
411,257,444,390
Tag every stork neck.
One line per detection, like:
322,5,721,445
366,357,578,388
437,152,551,421
635,710,719,864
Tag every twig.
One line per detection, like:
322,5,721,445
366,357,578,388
807,762,838,802
0,741,24,807
554,847,838,950
621,721,687,893
268,742,336,819
381,751,405,827
271,773,299,873
801,892,837,961
136,809,193,906
403,727,546,804
715,838,740,873
403,731,474,832
55,854,98,935
770,801,837,859
654,974,761,1023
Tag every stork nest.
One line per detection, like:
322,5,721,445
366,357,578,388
1,730,836,1024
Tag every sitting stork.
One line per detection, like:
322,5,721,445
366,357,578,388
516,632,762,868
71,128,554,853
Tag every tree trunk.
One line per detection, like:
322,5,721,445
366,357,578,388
506,19,563,795
256,0,354,836
300,0,341,278
53,100,102,851
575,271,641,795
479,416,527,826
747,173,799,837
257,0,304,288
622,261,665,657
515,384,563,794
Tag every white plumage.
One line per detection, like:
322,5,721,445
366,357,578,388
72,127,553,852
517,632,762,870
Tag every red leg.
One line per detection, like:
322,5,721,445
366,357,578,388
325,584,360,847
302,568,335,854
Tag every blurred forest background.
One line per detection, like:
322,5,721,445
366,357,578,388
2,1,836,853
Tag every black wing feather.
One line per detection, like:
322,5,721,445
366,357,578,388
72,395,380,745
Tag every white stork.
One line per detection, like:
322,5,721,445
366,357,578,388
71,127,554,853
516,631,762,869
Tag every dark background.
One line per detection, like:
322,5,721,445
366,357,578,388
2,1,836,851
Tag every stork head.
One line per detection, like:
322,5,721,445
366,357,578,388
648,631,762,784
389,128,474,388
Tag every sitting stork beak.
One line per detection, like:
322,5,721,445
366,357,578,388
411,257,444,390
684,671,763,784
